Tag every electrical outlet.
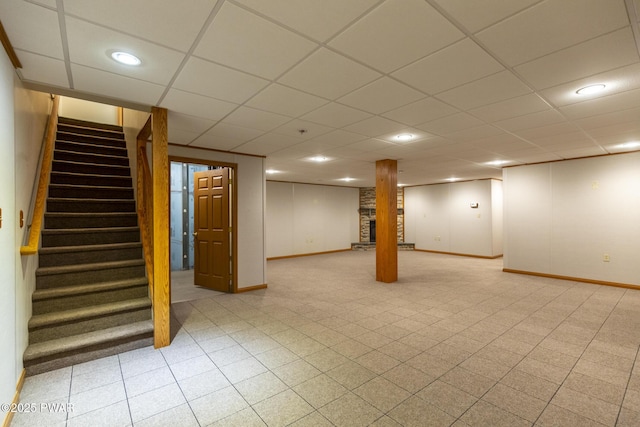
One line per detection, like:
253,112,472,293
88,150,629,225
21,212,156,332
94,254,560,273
603,253,610,262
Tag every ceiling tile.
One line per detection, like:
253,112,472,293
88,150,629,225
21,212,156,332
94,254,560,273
540,63,640,108
0,0,63,58
346,138,393,152
173,57,269,104
432,0,539,33
160,89,238,122
470,133,536,153
337,77,425,114
168,128,200,145
221,106,291,132
278,48,381,100
29,0,57,8
476,0,629,66
272,119,334,140
16,50,69,88
66,17,186,85
194,2,317,79
169,112,215,133
417,113,484,135
584,120,640,140
382,97,459,126
328,0,463,73
470,93,551,122
345,116,408,138
553,146,607,158
245,84,328,118
435,70,532,110
71,64,165,105
509,150,562,163
444,125,504,143
292,138,351,154
597,132,640,148
514,122,581,141
515,28,639,90
495,110,566,132
300,103,372,128
190,123,264,151
392,38,504,95
232,133,302,156
63,0,215,52
307,130,369,146
561,88,640,119
574,106,640,130
167,112,214,144
232,0,378,42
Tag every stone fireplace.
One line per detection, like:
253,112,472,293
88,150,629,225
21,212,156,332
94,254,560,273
358,187,404,243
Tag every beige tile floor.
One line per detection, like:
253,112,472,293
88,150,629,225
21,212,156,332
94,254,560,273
12,251,640,426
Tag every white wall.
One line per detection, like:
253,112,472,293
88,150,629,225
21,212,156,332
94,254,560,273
14,84,50,384
59,97,119,125
266,182,359,258
0,41,17,413
504,153,640,285
405,179,503,257
0,49,51,413
169,146,266,289
491,179,504,256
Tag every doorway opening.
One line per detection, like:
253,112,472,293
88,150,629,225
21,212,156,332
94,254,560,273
169,157,237,299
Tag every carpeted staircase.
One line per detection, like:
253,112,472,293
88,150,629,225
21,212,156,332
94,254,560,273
23,117,154,376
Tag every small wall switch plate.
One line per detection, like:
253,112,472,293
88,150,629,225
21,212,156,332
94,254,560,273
603,253,610,262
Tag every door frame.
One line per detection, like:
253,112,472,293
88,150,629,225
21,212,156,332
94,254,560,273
169,155,239,293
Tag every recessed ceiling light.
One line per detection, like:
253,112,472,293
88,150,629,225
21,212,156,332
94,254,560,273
576,84,606,95
485,160,509,166
339,177,355,182
110,51,141,66
395,133,414,142
444,177,459,182
265,169,280,174
309,156,329,162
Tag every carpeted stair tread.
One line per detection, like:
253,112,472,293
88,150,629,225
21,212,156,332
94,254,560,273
29,297,151,330
39,242,142,265
54,149,130,166
58,116,123,132
41,226,140,237
37,258,144,276
23,320,153,362
48,184,134,200
52,160,130,173
39,241,142,255
46,197,136,205
33,277,148,301
55,139,128,157
57,132,127,144
50,171,132,187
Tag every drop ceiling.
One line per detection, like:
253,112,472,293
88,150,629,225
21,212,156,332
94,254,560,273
3,0,640,187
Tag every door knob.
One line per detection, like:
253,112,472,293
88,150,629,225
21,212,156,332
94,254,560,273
193,232,198,238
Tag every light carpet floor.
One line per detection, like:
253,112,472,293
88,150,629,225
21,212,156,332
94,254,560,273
12,251,640,426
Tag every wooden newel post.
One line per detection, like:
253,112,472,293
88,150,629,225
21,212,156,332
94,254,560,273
151,106,171,348
376,159,398,283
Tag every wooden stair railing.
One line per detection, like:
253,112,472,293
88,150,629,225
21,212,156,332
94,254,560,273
136,107,170,349
21,96,59,256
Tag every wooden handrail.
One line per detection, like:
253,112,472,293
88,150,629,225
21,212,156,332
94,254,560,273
136,116,154,299
20,96,59,255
